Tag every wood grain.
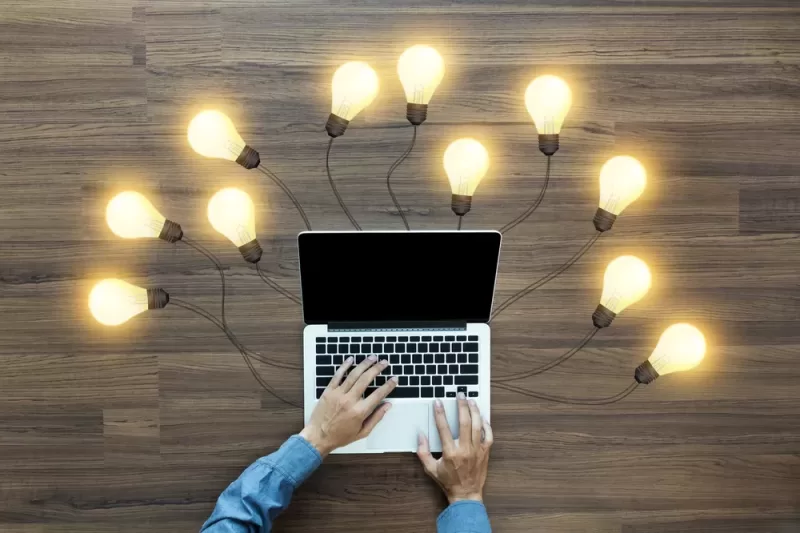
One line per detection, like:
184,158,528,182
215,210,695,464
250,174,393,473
1,1,799,532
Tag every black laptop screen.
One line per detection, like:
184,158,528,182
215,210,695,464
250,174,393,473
298,231,501,325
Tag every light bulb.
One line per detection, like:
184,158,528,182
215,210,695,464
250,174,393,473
594,156,646,232
635,324,706,384
188,110,260,169
398,45,445,125
524,75,572,155
444,138,490,216
106,191,183,242
208,188,262,263
325,62,379,138
592,255,651,328
89,279,169,326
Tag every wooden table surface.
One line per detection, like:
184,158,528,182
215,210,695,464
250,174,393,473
1,1,799,532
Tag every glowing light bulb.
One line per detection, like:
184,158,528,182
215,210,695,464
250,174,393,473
89,279,169,327
444,138,490,217
208,188,262,263
593,156,647,232
106,191,183,242
325,62,379,138
592,255,651,328
524,75,572,155
635,324,706,384
188,110,260,169
398,45,445,125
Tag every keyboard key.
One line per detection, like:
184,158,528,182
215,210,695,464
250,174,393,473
463,343,479,352
449,364,459,374
457,335,467,341
440,343,451,352
401,354,411,364
384,343,394,352
411,336,420,342
389,387,419,398
469,353,478,363
392,365,403,375
316,337,326,342
316,344,326,354
404,365,414,374
373,343,382,353
429,343,440,352
387,336,397,342
317,366,335,376
351,336,361,342
395,343,405,352
434,336,443,341
316,377,330,387
399,376,408,386
461,365,479,374
435,353,445,364
435,387,445,397
339,344,349,354
469,391,479,397
413,354,422,364
424,353,434,364
410,376,420,385
422,336,432,342
406,343,416,352
354,355,365,364
433,376,442,386
350,344,360,354
415,365,425,374
339,337,349,343
421,387,434,398
426,364,437,374
455,376,478,385
362,343,372,354
390,354,400,364
363,336,374,342
418,343,428,352
437,364,448,374
444,376,453,385
446,391,456,398
446,353,456,363
327,337,337,342
452,343,462,352
375,376,386,386
317,388,325,398
327,345,337,354
365,387,378,397
419,376,430,386
375,336,385,342
334,355,344,365
381,364,391,374
457,386,468,395
399,336,408,342
468,335,478,341
458,353,467,363
445,336,455,341
316,355,332,365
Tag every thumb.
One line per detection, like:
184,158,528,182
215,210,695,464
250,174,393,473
416,432,438,474
357,402,392,439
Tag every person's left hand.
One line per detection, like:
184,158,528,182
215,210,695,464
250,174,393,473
300,355,398,456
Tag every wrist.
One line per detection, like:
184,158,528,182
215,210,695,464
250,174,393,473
299,426,334,457
447,493,483,505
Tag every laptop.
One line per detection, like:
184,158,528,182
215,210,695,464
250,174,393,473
299,230,501,453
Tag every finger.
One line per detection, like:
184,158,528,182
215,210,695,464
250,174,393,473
416,432,438,474
457,392,472,447
340,355,377,392
351,358,389,398
468,399,482,447
328,356,354,389
360,375,398,412
482,417,494,448
432,399,455,453
356,402,392,439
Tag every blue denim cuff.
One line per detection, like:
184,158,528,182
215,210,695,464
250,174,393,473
437,500,491,533
257,435,323,488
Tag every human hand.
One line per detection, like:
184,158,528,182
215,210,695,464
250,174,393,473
300,355,398,456
416,393,493,504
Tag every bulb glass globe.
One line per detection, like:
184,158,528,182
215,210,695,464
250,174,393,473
331,62,379,121
188,110,246,161
106,192,166,239
89,279,149,326
524,75,572,135
600,255,651,314
398,45,445,105
599,156,646,216
444,138,490,196
648,323,706,376
208,188,257,247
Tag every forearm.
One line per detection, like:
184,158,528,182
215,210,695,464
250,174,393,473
201,435,322,533
437,501,492,533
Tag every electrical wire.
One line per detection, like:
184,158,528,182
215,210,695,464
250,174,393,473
499,155,552,234
255,165,312,231
490,232,601,321
256,262,301,305
492,327,600,383
326,137,362,231
457,216,463,230
386,125,417,230
494,380,639,406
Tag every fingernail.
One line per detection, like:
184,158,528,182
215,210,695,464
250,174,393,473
434,399,443,410
384,402,392,411
418,432,425,444
380,359,389,366
391,376,399,383
469,399,476,407
368,355,377,362
346,356,353,363
457,392,466,400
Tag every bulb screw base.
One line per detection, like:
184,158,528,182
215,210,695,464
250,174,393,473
158,219,184,243
325,114,349,138
451,194,472,216
239,239,263,264
593,208,617,233
634,360,659,384
538,134,559,156
592,304,616,328
147,288,170,310
236,145,261,169
406,103,428,125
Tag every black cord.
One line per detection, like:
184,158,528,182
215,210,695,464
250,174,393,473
255,262,301,305
326,137,362,231
386,126,417,230
181,237,227,324
255,165,312,231
492,327,600,383
457,216,463,230
490,231,601,321
494,380,639,406
500,155,552,234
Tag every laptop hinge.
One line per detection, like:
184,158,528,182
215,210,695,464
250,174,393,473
328,321,467,332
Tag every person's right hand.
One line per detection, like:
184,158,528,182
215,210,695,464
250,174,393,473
416,393,494,504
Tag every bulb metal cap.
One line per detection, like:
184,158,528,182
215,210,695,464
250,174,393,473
634,360,659,384
593,208,617,233
451,194,472,216
147,288,170,310
406,103,428,125
239,239,263,264
158,219,183,243
538,134,559,156
325,114,349,138
592,304,617,328
236,145,261,169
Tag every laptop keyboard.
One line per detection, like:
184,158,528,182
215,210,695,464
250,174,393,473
314,334,481,400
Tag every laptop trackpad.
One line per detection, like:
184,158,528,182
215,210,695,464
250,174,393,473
426,400,460,452
367,403,429,452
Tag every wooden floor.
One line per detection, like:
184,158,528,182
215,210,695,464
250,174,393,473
2,1,800,532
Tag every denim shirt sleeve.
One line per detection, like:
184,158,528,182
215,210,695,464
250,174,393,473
437,500,492,533
200,435,322,533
